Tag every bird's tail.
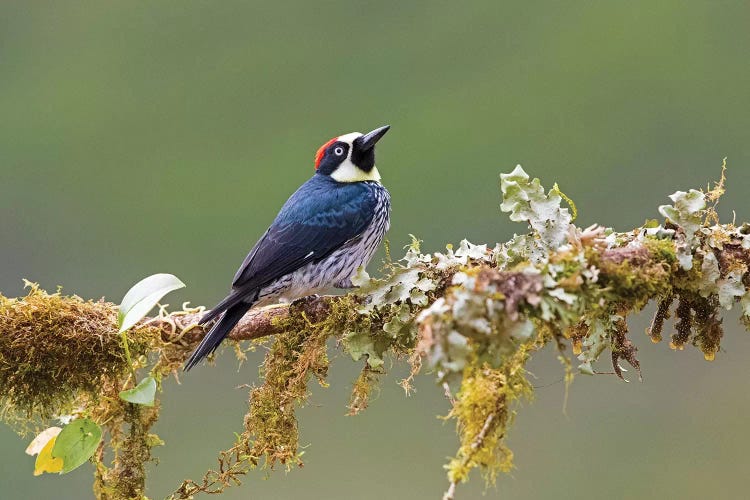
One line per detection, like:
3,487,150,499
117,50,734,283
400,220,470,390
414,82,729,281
184,301,252,371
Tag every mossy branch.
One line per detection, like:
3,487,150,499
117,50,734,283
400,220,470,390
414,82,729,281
2,163,749,499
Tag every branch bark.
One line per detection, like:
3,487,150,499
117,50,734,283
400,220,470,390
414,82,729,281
148,295,335,348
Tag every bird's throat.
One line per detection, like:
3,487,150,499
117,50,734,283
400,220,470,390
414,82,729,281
330,163,381,183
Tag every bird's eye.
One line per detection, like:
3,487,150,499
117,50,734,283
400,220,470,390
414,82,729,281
334,146,345,156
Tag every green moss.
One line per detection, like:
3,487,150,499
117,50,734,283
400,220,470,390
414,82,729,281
589,246,673,312
642,236,678,265
446,345,534,486
0,283,151,431
244,323,329,468
96,403,160,500
347,363,381,416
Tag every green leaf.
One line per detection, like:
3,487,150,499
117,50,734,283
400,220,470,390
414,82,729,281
118,273,185,332
119,376,157,406
51,418,102,474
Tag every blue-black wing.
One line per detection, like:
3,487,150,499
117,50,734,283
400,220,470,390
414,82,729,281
187,177,378,370
231,177,378,292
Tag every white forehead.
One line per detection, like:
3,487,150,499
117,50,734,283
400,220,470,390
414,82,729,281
336,132,363,146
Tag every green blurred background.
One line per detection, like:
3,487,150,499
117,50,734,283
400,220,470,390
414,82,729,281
2,1,750,498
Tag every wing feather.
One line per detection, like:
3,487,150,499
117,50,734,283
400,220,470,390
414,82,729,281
231,178,377,292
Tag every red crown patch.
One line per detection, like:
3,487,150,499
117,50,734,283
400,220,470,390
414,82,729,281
314,138,338,170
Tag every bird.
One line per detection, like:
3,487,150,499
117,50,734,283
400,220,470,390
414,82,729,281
184,125,392,370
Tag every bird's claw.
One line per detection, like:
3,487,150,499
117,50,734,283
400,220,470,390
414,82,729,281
334,278,358,289
290,294,320,309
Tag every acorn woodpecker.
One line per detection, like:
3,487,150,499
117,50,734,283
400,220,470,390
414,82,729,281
185,125,391,370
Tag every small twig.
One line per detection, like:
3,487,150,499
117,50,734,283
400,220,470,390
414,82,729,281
442,382,455,406
437,371,456,406
442,481,457,500
471,414,496,451
443,413,496,500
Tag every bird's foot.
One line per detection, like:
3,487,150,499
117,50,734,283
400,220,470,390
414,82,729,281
290,294,320,309
334,278,358,289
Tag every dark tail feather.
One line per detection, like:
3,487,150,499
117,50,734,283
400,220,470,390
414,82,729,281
199,291,244,325
184,302,251,371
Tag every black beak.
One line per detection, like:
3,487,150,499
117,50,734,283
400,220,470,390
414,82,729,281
357,125,390,151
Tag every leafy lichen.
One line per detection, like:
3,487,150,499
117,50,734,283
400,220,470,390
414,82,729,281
500,165,573,256
658,189,707,270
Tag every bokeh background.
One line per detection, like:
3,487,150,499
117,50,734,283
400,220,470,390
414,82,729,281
2,1,750,499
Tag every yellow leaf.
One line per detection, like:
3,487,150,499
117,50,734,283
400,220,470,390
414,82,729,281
25,427,62,456
34,436,64,476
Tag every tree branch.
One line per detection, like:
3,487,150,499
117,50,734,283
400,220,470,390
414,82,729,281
147,295,336,348
3,165,748,500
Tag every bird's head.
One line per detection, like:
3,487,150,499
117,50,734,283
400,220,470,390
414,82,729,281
314,125,390,183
